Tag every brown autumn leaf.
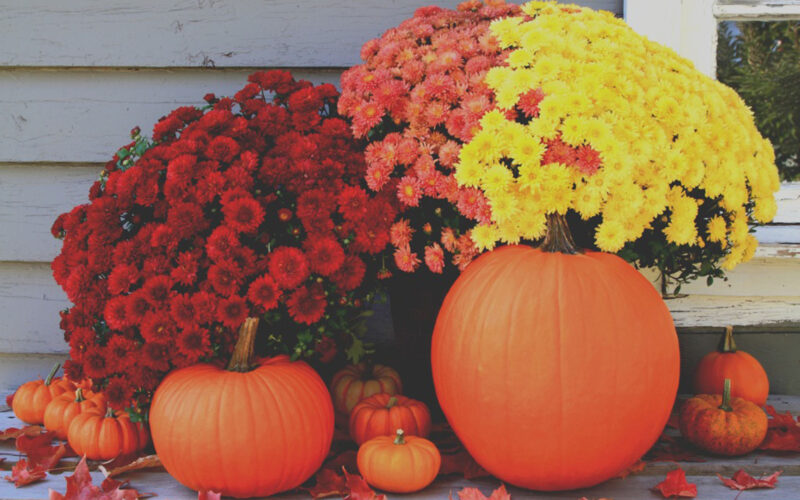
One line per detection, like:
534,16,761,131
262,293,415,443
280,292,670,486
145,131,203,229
307,467,348,499
342,467,386,500
759,405,800,452
4,459,47,487
451,484,511,500
0,425,44,441
717,469,781,490
652,468,697,498
49,455,139,500
98,454,163,478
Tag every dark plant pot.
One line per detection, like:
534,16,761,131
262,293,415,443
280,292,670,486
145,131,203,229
386,269,458,416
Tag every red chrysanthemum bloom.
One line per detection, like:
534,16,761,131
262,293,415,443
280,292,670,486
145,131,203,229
104,296,131,330
338,186,369,221
390,219,414,248
217,296,249,329
268,247,310,289
142,275,173,306
396,176,423,207
108,264,139,295
517,88,545,118
576,145,602,175
394,245,421,273
104,376,134,410
247,274,281,311
305,237,345,276
286,284,327,325
330,255,366,292
222,196,265,234
424,242,445,274
205,135,240,164
177,327,210,361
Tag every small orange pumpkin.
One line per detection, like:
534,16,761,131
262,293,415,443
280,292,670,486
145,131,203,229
680,379,767,456
349,394,431,445
693,326,769,405
331,363,402,414
44,388,107,440
67,407,149,460
12,364,75,424
358,429,440,493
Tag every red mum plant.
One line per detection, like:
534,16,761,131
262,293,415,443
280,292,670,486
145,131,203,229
51,71,396,415
338,0,520,274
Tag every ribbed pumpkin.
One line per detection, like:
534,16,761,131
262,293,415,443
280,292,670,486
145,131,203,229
331,363,402,414
13,364,75,424
357,429,441,493
693,326,769,406
67,407,149,460
44,388,107,439
431,215,680,491
680,379,767,455
349,394,431,445
149,318,334,498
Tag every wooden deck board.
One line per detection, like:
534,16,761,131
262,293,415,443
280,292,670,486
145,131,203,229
1,396,799,499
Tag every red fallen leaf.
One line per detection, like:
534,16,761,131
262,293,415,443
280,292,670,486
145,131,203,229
198,491,222,500
0,425,44,441
615,460,646,479
759,406,800,452
652,468,697,498
307,468,348,499
322,450,358,473
49,455,139,500
343,467,386,500
98,454,162,478
16,432,66,470
718,469,782,490
451,484,511,500
439,448,490,479
5,392,14,408
4,459,47,487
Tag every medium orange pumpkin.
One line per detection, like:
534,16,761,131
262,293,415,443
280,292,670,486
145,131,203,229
349,394,431,445
12,364,75,424
431,220,680,491
149,318,334,498
330,362,402,414
693,326,769,405
67,407,149,460
357,429,441,493
680,379,767,455
44,388,107,439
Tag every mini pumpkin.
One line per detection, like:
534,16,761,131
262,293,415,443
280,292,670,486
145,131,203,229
12,364,75,424
358,429,441,493
349,394,431,445
44,388,107,440
693,326,769,405
67,407,149,460
680,379,768,456
331,363,402,414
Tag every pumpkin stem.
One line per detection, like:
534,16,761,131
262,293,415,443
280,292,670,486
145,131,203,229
44,363,61,386
719,325,737,353
227,317,260,373
104,407,116,418
719,378,733,412
393,428,406,445
74,388,85,403
386,396,398,409
541,213,579,254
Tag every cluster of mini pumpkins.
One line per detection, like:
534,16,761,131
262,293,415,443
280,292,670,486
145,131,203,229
681,326,771,456
11,364,149,460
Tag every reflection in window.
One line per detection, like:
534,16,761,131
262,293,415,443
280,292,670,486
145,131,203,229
717,21,800,180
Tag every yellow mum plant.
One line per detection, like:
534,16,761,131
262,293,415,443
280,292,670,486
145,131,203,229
456,1,780,287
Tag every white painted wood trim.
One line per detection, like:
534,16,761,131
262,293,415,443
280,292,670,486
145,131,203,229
714,2,800,20
667,294,800,327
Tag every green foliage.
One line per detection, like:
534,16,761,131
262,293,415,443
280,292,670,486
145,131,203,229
718,21,800,180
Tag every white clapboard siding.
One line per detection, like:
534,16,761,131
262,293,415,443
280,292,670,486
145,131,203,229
0,0,623,69
1,69,341,164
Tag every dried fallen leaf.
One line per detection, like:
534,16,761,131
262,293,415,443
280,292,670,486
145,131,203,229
0,425,44,441
99,454,162,478
615,460,646,479
652,468,697,498
49,455,139,500
343,467,386,500
321,450,358,473
646,435,706,463
16,432,66,470
452,484,511,500
717,469,781,490
307,468,348,499
759,406,800,452
197,491,222,500
439,448,490,479
4,459,47,487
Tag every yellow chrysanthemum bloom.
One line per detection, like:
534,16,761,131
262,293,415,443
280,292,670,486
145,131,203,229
453,0,780,271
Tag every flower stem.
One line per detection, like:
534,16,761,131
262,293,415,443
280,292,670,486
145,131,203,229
719,379,733,412
541,213,578,254
227,317,260,373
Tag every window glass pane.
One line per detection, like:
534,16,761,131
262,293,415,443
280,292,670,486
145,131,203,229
717,20,800,180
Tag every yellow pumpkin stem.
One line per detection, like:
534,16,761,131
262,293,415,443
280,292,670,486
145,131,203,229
719,379,733,412
541,213,579,254
386,396,398,409
719,325,737,353
393,428,406,445
227,317,260,373
45,363,61,386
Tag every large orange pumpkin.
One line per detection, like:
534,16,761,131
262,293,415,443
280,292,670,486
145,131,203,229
330,363,402,414
693,326,769,406
431,229,680,491
12,364,75,424
149,318,334,498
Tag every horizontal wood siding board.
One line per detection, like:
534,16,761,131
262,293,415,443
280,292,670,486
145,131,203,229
0,353,68,394
1,68,342,164
667,295,800,328
0,0,623,69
